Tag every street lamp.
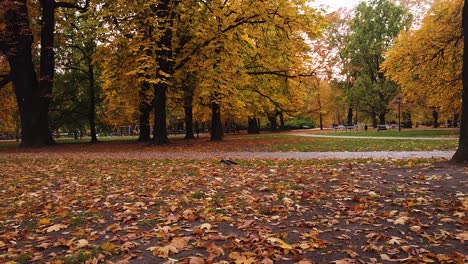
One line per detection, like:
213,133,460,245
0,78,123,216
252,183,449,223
396,96,401,132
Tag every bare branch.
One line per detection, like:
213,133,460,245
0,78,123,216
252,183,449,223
0,74,11,89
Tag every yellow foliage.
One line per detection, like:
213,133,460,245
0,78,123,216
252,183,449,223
382,0,463,114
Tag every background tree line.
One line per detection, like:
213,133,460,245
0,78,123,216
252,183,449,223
1,0,468,160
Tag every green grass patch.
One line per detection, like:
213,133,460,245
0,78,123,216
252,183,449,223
319,129,459,138
269,137,457,152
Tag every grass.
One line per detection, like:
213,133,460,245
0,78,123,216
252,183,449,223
0,129,459,152
268,137,458,152
319,129,459,138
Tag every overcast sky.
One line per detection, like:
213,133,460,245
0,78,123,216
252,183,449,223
312,0,362,12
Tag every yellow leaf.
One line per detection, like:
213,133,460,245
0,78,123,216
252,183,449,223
266,237,293,250
453,211,465,218
101,242,116,252
38,218,52,226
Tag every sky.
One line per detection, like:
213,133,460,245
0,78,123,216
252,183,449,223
311,0,362,12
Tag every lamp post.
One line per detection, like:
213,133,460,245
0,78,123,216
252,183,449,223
396,96,401,132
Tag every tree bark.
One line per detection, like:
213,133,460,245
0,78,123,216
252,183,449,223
452,1,468,161
378,112,386,125
183,85,195,139
153,86,169,144
371,111,378,128
1,0,53,147
347,107,353,126
248,117,260,134
151,0,173,145
432,109,439,128
88,63,98,143
138,82,152,142
268,114,278,131
279,112,285,130
38,0,56,144
210,101,223,141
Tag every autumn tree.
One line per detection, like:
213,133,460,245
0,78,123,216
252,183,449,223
341,0,412,127
0,0,51,147
382,0,463,127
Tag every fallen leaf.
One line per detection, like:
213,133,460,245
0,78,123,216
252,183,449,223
45,224,68,233
455,231,468,242
75,239,89,249
267,237,293,250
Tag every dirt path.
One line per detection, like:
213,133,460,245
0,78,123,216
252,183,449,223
0,150,454,160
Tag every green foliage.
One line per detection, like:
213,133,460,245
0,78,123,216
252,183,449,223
341,0,412,124
284,116,316,129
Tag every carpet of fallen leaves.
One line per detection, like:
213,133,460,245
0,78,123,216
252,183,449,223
0,158,467,264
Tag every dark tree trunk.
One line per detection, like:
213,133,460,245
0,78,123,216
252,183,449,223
268,114,278,131
88,64,98,143
153,86,168,144
184,96,195,139
432,109,439,128
347,107,353,126
183,85,195,139
1,0,52,147
152,0,173,145
371,112,378,128
378,112,386,125
248,117,260,134
210,101,223,141
319,112,323,130
452,1,468,161
138,82,152,142
279,112,285,130
38,0,56,144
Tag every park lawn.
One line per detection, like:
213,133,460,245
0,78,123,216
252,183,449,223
0,133,459,152
267,137,458,152
0,158,466,263
317,129,459,138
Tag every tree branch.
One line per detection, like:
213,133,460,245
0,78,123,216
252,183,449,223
55,0,90,12
0,74,11,89
247,70,315,78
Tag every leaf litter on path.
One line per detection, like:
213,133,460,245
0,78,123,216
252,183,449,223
0,158,466,263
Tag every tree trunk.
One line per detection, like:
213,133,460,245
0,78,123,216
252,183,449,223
1,0,52,147
183,85,195,139
210,101,223,141
248,117,260,134
88,63,98,143
371,112,378,128
153,86,168,144
452,1,468,161
38,0,56,144
347,107,353,126
432,109,439,128
151,0,173,145
138,82,152,142
378,112,386,125
268,114,278,131
319,112,323,130
279,112,285,130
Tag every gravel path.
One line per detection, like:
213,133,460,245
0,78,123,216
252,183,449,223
0,150,454,160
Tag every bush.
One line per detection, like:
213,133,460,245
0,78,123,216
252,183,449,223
284,117,316,129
